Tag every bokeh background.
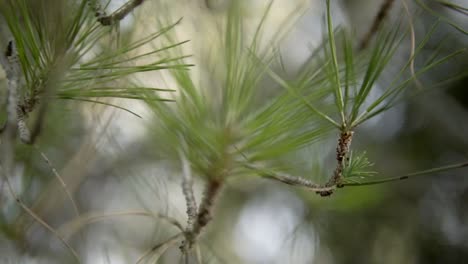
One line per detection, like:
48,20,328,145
0,0,467,263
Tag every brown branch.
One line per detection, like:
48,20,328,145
245,131,354,197
96,0,146,26
270,174,337,195
247,134,468,197
325,131,354,187
359,0,396,50
193,180,223,235
1,40,51,145
181,179,223,252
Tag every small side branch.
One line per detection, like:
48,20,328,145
1,40,42,144
35,145,80,219
246,131,353,197
0,164,81,263
245,164,336,195
94,0,146,26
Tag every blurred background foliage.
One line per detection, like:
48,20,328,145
0,0,467,263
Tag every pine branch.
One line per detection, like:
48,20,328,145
35,145,81,219
179,150,198,234
181,180,223,252
244,164,336,195
1,41,56,145
0,41,80,261
325,131,354,190
248,159,468,196
241,130,354,196
94,0,146,26
193,180,223,235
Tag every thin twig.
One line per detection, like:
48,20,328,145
96,0,146,26
244,164,336,194
35,145,81,222
33,143,89,247
0,42,79,261
344,160,468,186
359,0,396,50
0,40,20,209
0,164,81,263
244,131,354,197
58,210,184,240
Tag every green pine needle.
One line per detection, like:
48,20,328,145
342,151,377,183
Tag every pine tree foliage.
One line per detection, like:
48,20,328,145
0,0,188,129
0,0,467,263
